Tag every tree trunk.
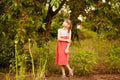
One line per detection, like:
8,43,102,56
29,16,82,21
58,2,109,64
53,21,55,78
44,16,52,37
43,5,53,37
43,0,67,37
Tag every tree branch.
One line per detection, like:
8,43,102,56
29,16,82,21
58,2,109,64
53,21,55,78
46,0,53,20
53,0,67,16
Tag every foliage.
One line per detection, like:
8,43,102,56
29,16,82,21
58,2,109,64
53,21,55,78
106,45,120,73
35,44,48,80
0,0,120,79
79,27,98,39
0,0,67,68
0,0,45,68
68,0,87,24
68,0,120,40
45,39,61,75
9,39,48,80
16,38,120,78
50,15,64,37
84,0,120,39
69,42,97,76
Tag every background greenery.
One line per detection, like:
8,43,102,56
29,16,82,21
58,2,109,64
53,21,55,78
0,0,120,79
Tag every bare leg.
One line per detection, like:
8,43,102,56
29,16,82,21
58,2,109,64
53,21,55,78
61,65,66,78
66,64,73,76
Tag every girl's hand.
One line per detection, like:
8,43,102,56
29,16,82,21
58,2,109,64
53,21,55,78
67,39,72,43
65,48,69,54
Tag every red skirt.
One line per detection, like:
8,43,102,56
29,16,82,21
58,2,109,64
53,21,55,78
55,36,69,65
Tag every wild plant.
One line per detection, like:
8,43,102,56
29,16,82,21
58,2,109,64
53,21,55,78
106,45,120,73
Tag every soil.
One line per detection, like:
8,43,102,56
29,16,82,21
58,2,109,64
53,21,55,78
47,74,120,80
0,73,120,80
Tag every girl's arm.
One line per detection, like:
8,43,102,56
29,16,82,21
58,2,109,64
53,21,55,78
57,29,69,42
65,31,72,53
66,30,71,49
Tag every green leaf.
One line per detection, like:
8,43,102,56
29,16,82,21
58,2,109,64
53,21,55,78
86,0,89,2
2,32,5,37
42,23,46,30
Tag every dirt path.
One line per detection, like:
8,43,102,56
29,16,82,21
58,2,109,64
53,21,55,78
47,74,120,80
0,74,120,80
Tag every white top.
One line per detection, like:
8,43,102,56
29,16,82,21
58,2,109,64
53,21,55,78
58,28,68,36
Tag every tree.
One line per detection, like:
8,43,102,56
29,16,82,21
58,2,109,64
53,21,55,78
84,0,120,39
68,0,120,39
43,0,67,37
0,0,120,68
0,0,67,67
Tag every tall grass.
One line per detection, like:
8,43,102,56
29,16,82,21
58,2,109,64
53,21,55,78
15,40,19,80
6,39,48,80
35,44,48,80
45,38,120,76
0,73,10,80
14,40,27,80
106,45,120,73
69,40,97,76
28,39,35,79
3,37,120,79
5,74,10,80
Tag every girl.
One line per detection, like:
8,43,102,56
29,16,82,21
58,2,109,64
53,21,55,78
55,19,73,78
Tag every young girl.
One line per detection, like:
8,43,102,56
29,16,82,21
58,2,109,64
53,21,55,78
55,19,73,78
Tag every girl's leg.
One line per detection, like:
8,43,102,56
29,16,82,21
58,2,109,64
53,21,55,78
61,65,66,77
66,64,73,76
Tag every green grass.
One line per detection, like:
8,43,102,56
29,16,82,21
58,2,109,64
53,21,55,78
2,37,120,79
46,37,120,75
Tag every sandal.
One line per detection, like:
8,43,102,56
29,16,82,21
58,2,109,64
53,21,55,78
61,75,66,78
69,69,74,77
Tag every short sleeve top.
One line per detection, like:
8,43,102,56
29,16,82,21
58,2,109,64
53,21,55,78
59,29,68,36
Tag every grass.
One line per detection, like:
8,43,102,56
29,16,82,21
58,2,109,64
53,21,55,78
1,37,120,79
4,38,48,80
46,37,120,75
28,39,35,79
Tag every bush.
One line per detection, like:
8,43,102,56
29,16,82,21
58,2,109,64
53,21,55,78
46,39,97,76
106,45,120,73
46,40,61,74
70,47,97,76
80,28,98,39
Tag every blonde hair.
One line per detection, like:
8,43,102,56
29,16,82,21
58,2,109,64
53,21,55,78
64,18,72,33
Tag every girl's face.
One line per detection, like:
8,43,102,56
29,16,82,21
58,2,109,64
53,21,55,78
62,20,70,28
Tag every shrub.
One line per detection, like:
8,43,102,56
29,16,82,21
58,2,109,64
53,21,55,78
9,39,49,80
46,40,61,74
106,45,120,73
80,28,98,39
70,47,97,76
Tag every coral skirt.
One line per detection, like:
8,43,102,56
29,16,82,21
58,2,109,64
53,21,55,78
55,36,69,65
